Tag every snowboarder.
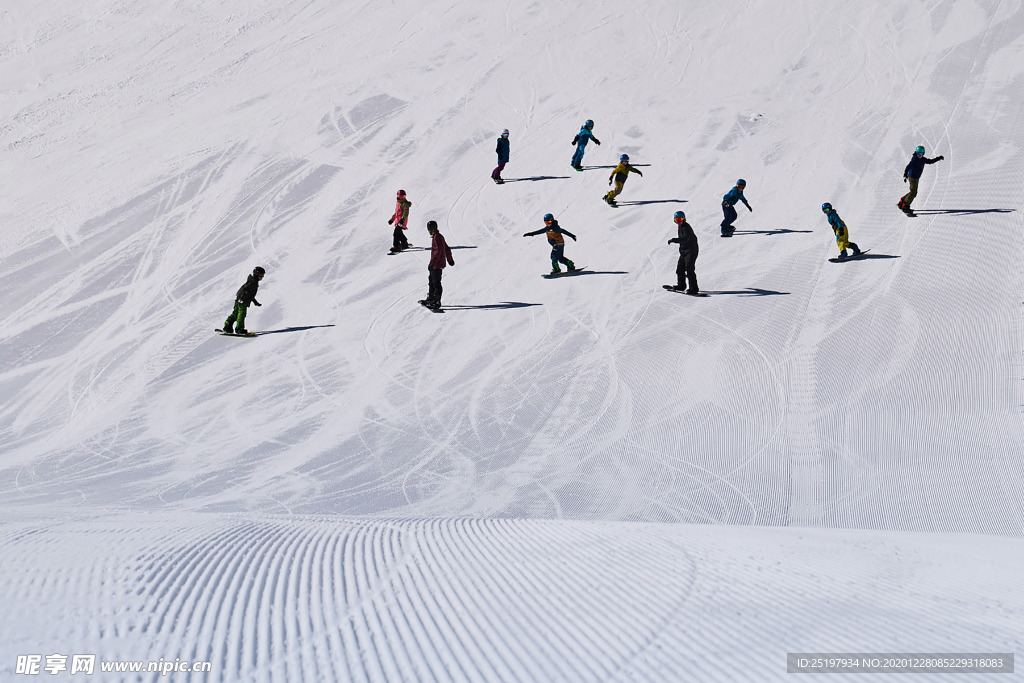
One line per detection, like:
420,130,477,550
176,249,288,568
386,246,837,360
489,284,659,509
523,213,577,275
821,203,861,259
898,145,944,213
603,154,643,205
222,266,265,334
492,129,510,184
388,189,412,252
720,178,752,235
421,220,455,310
667,210,700,294
570,120,601,170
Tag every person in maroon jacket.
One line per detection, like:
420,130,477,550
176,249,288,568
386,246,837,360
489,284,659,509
420,220,455,310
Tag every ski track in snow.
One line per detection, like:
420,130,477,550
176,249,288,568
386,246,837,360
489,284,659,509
1,0,1024,680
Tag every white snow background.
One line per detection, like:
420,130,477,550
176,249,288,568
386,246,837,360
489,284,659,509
1,0,1023,680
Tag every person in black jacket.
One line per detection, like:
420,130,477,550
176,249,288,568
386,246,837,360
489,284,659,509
223,266,265,334
667,211,699,294
898,145,944,212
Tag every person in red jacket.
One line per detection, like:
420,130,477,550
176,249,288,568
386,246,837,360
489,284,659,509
420,220,455,310
388,189,412,252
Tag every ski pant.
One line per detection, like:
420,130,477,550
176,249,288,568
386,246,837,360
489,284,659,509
427,268,444,304
721,203,738,232
550,243,572,271
393,224,409,249
676,251,698,292
224,301,248,330
605,179,625,201
571,145,586,168
835,228,858,254
491,161,506,181
900,177,920,207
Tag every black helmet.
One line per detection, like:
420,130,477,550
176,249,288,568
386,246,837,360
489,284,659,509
253,266,266,276
426,220,438,230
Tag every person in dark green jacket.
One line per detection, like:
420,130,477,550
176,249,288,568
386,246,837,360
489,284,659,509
223,266,264,334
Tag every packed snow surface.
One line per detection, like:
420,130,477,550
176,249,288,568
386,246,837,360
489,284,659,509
1,0,1023,680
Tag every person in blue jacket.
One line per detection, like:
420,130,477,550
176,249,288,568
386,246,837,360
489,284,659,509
898,145,944,213
570,120,601,170
720,179,752,235
821,203,860,259
523,213,577,275
492,129,510,184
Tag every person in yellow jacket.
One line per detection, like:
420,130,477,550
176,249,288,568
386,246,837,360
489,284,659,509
603,154,642,206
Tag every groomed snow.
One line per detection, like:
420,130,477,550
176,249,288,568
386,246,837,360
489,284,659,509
1,0,1022,680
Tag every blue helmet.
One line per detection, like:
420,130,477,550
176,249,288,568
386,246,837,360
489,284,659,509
543,213,554,222
673,211,686,221
914,145,925,155
736,178,746,186
821,202,833,213
584,119,594,129
620,154,629,162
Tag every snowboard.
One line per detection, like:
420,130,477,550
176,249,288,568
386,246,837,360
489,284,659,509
663,285,709,297
828,249,871,263
387,245,413,255
419,300,444,313
542,267,588,279
720,229,735,237
215,329,257,337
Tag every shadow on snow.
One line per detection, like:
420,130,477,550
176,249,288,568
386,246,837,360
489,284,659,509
442,302,543,311
614,199,688,206
731,228,814,235
911,208,1015,216
255,325,336,336
702,288,790,296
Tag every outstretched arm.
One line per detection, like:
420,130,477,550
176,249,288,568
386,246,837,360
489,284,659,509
523,228,546,237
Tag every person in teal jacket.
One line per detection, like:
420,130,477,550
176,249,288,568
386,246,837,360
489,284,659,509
821,203,860,259
570,120,600,170
720,179,752,235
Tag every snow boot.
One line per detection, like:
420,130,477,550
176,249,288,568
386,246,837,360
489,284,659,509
222,324,233,334
566,261,576,272
235,328,249,335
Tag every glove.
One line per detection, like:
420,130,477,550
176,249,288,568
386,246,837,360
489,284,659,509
388,218,394,224
594,139,601,145
667,239,673,245
570,235,577,242
903,176,908,182
523,232,530,237
572,135,579,145
747,205,753,212
937,155,944,160
608,179,613,185
448,259,455,266
253,301,262,307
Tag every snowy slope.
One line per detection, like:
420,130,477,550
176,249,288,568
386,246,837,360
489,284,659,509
1,0,1023,680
